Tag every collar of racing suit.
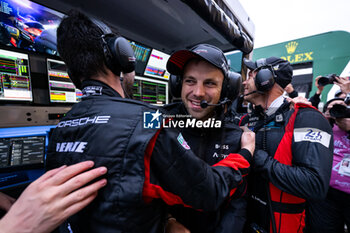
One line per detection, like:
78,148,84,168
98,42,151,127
250,99,291,133
81,79,122,98
265,95,285,117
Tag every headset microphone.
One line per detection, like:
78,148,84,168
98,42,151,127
200,98,231,108
243,90,258,96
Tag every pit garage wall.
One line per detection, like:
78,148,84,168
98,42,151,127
250,31,350,103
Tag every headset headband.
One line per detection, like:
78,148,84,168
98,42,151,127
90,17,113,35
256,58,267,69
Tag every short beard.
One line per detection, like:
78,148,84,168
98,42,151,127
123,79,134,99
122,72,135,99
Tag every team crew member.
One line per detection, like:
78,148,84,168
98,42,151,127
163,44,250,233
306,98,350,232
239,57,333,233
47,10,255,233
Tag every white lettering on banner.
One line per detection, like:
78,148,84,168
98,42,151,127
56,142,88,153
57,116,111,127
293,128,331,148
187,118,196,128
163,118,222,128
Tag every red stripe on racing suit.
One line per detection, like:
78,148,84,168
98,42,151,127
269,103,318,233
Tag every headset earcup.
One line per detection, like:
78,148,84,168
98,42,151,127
255,68,275,92
90,17,136,75
169,74,182,98
221,71,242,101
107,36,136,75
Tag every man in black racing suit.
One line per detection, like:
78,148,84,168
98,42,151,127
162,44,249,233
239,57,333,233
46,10,255,233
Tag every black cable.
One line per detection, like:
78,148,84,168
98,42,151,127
263,111,278,233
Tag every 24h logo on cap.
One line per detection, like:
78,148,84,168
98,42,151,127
143,110,162,129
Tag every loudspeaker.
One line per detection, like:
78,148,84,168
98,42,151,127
254,58,276,92
90,18,136,76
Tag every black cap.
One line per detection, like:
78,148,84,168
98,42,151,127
243,56,293,89
167,44,229,76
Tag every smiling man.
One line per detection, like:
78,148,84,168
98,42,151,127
163,44,253,233
181,58,223,120
46,11,257,233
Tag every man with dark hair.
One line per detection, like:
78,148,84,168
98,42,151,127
47,10,255,233
163,44,251,233
239,57,333,233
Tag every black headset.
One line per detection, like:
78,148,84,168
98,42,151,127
90,18,136,75
254,58,276,92
68,17,136,89
169,49,241,102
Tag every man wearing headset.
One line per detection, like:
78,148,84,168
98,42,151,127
162,44,252,233
47,10,255,233
239,57,333,233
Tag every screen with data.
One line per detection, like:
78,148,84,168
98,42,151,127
144,49,170,80
0,49,32,101
133,76,168,105
0,125,56,190
129,40,151,75
0,125,56,169
47,58,82,103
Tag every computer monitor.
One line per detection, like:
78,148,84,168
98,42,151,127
144,49,170,80
0,48,32,101
0,125,56,190
129,40,151,75
0,0,65,56
133,76,168,105
225,50,243,73
47,58,82,103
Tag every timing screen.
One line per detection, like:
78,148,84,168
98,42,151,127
133,77,167,105
0,49,32,101
0,136,45,168
47,58,82,103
